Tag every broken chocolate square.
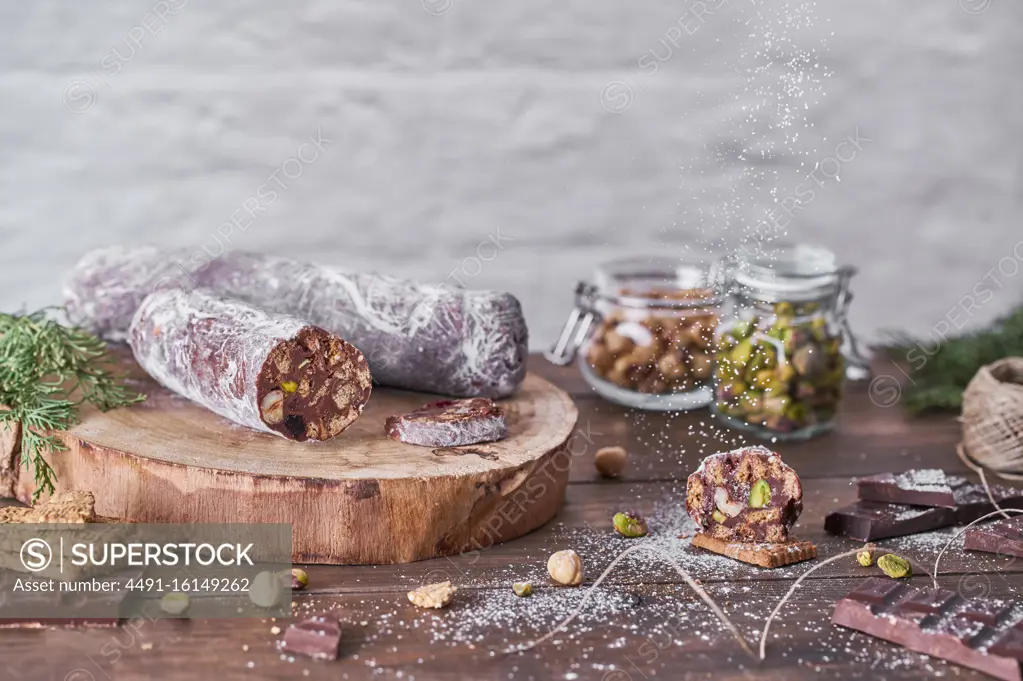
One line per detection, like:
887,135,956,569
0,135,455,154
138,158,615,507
824,500,955,541
280,613,343,661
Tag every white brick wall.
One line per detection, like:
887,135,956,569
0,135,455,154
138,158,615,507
0,0,1019,350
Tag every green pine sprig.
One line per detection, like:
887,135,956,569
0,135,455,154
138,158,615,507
0,307,145,501
881,303,1023,415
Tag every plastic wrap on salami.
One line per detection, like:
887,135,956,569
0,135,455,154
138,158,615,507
65,245,204,342
128,288,372,441
65,246,529,398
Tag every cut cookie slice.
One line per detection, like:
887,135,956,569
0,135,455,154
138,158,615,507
685,446,803,543
385,398,508,447
689,533,817,569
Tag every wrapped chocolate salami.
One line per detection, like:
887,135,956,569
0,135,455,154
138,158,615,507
685,446,803,543
129,288,372,441
65,246,528,398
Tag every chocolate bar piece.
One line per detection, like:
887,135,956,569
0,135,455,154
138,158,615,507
689,533,816,568
385,398,508,447
280,613,343,660
686,446,803,543
950,477,1023,525
965,516,1023,558
824,501,954,541
833,577,1023,681
857,469,956,508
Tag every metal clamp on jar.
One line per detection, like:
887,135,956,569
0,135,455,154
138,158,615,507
711,244,870,440
546,256,726,411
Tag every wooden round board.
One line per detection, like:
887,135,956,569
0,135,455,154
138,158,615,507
7,359,578,565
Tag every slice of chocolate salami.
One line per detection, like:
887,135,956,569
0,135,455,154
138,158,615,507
385,398,508,447
685,446,803,543
65,246,528,398
129,288,372,441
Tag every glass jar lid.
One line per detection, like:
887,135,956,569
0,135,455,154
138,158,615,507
732,244,853,303
592,256,726,310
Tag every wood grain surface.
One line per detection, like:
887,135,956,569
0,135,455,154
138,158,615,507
6,356,578,565
1,355,1017,681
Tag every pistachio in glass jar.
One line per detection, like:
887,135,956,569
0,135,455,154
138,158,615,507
711,245,860,440
546,257,725,411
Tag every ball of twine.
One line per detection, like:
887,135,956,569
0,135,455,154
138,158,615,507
961,357,1023,477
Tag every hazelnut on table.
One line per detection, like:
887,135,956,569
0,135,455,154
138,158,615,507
595,446,628,478
548,550,584,586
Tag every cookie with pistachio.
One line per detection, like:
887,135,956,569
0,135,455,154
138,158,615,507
685,446,803,543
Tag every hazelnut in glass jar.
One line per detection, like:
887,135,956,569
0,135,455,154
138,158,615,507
547,257,724,411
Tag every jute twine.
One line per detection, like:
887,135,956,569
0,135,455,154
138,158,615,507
959,357,1023,482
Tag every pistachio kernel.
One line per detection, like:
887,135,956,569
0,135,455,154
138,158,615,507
512,582,534,598
856,543,877,567
877,553,912,579
249,570,285,608
160,592,190,616
291,568,309,590
612,512,649,538
712,509,727,524
281,381,298,393
748,479,772,508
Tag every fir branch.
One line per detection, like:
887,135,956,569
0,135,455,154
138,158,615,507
880,303,1023,415
0,308,145,500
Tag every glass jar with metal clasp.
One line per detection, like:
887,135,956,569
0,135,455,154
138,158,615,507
545,256,727,411
710,244,870,440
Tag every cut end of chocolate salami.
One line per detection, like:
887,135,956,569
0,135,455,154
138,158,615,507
129,289,372,442
385,398,508,447
686,446,803,543
256,326,372,441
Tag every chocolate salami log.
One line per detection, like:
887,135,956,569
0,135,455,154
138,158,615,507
128,288,372,441
65,246,528,398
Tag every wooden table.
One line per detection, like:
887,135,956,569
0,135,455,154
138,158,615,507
1,355,1015,681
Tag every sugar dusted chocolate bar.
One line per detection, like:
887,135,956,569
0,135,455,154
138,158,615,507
833,577,1023,681
689,533,816,569
950,477,1023,525
965,516,1023,558
857,469,956,508
824,500,955,542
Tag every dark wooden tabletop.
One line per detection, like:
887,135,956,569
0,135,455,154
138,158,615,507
1,354,1014,681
